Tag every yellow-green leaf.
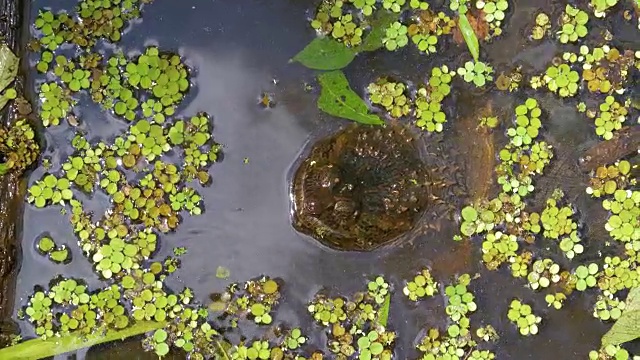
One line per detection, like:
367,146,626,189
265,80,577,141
602,287,640,346
458,13,480,62
291,37,357,70
317,70,383,125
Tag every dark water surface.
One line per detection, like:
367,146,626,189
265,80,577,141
12,0,640,359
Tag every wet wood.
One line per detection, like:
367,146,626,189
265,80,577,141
579,126,640,172
454,101,497,204
0,0,29,348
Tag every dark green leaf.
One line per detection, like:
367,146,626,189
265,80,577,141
602,287,640,346
458,13,480,62
358,11,399,52
317,70,383,125
0,43,18,94
378,292,391,327
291,37,357,70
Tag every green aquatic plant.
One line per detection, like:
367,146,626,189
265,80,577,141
450,0,469,14
575,263,599,291
601,287,640,347
590,0,618,18
602,190,640,243
530,12,550,40
382,0,406,13
356,331,388,360
594,96,628,140
543,63,580,97
382,21,409,51
481,231,519,270
587,161,635,198
367,78,412,118
457,61,494,87
526,258,564,290
0,120,40,176
39,82,75,127
317,70,384,125
558,4,589,44
507,299,541,336
414,65,454,132
593,295,625,321
544,292,567,310
403,268,438,301
457,13,480,61
0,320,166,359
444,274,477,323
307,277,395,358
589,345,631,360
409,0,429,10
540,189,578,240
506,98,542,147
332,14,365,46
476,0,508,29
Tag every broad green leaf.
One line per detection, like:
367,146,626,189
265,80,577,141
358,11,399,52
0,43,18,94
378,292,391,327
317,70,383,125
0,320,166,360
291,37,357,70
602,287,640,346
458,13,480,62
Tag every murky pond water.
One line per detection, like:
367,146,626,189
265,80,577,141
9,0,640,359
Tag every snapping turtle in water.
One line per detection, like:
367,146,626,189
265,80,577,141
291,123,449,251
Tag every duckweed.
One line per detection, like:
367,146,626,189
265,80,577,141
593,295,625,321
541,189,578,240
531,12,550,40
589,345,631,360
575,263,599,291
592,96,629,140
0,120,39,176
39,82,74,127
403,268,438,301
507,299,541,336
482,231,519,270
367,78,412,118
457,61,494,87
383,21,409,51
307,277,395,358
414,65,454,132
543,63,580,97
382,0,406,13
476,0,509,39
558,5,589,44
590,0,618,18
603,190,640,242
586,160,635,198
527,258,564,290
544,292,567,310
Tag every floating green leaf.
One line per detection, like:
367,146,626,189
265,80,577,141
317,70,383,125
378,292,391,327
458,13,480,62
602,287,640,346
358,11,399,52
0,320,166,360
291,37,357,70
0,43,18,92
0,43,19,110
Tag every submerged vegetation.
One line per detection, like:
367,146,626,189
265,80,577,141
0,0,638,359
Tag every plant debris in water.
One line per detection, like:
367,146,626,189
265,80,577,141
3,0,640,358
291,123,447,251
